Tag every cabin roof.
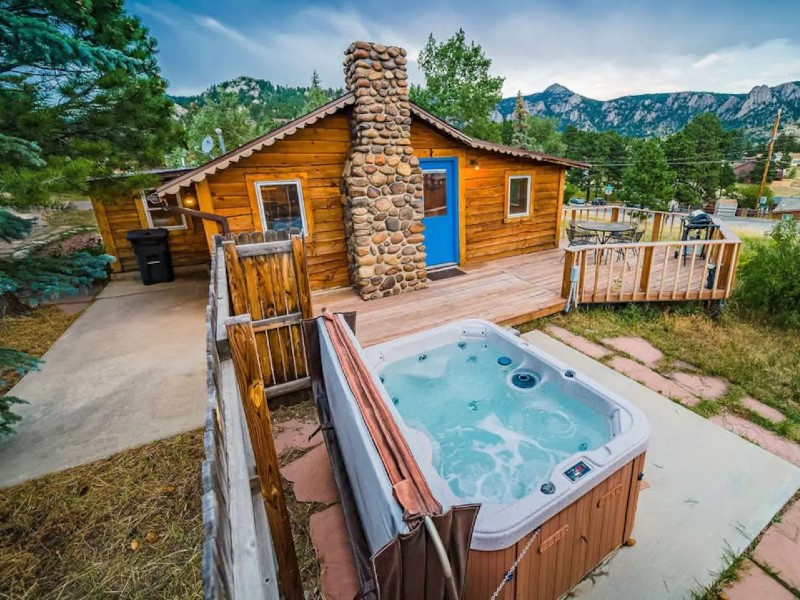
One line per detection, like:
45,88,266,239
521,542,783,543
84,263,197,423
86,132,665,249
773,196,800,213
156,92,588,197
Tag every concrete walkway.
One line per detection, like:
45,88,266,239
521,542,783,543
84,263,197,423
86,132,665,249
0,273,208,488
524,332,800,599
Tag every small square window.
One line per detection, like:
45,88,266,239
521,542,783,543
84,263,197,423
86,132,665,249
141,190,187,229
255,180,307,234
507,176,531,218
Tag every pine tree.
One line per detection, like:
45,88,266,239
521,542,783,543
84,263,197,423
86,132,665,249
304,70,331,113
511,91,532,149
0,0,182,238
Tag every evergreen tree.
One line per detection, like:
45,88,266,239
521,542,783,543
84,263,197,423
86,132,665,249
410,29,504,141
0,0,182,235
304,70,331,113
184,94,258,163
620,139,676,209
511,91,532,149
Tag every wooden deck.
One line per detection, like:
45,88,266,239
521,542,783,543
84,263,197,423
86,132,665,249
312,248,567,346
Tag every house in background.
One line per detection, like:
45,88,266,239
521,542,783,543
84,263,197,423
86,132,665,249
91,41,585,299
772,196,800,220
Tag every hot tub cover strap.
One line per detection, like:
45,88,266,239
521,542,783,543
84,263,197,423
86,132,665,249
321,309,442,525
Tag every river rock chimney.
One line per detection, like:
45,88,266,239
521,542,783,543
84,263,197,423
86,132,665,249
341,41,427,300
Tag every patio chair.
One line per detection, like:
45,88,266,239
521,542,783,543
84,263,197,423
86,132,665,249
566,222,595,247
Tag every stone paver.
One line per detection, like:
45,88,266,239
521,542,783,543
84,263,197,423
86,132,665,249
544,325,612,359
710,413,800,468
774,499,800,543
273,419,321,455
280,444,340,504
672,359,700,372
607,356,700,406
668,371,729,400
723,559,795,600
753,526,800,591
601,336,664,367
310,504,360,600
741,396,786,425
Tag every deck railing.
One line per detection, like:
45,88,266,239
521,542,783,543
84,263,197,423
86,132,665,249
560,206,742,304
562,205,687,242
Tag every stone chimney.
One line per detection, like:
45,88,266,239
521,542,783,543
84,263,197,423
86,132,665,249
341,41,427,300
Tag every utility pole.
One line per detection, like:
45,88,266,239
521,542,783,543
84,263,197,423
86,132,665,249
757,109,782,209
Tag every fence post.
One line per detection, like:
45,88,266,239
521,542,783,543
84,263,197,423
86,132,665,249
561,250,577,298
639,246,655,296
610,207,620,222
226,316,303,600
651,212,664,242
223,241,250,316
716,243,738,293
291,235,313,318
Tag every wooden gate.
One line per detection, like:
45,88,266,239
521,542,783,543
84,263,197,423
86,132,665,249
220,229,313,399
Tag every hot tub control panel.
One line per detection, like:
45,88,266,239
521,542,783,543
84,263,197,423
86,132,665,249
564,460,592,482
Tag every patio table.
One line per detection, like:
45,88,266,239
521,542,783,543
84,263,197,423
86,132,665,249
574,220,636,244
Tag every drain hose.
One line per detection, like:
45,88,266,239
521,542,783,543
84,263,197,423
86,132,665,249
423,516,459,600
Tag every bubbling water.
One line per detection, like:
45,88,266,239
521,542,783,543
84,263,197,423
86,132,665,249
380,341,610,504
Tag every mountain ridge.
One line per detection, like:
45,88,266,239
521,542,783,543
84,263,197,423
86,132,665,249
493,81,800,137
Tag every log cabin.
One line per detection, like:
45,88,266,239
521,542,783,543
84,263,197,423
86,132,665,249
92,41,586,299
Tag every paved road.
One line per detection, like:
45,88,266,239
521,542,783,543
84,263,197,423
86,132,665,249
718,215,775,238
0,272,208,487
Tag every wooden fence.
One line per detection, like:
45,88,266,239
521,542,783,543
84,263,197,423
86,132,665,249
203,233,307,600
561,206,742,304
220,229,312,399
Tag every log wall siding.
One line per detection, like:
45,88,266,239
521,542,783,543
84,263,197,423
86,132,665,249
203,112,352,291
91,195,210,273
410,121,565,264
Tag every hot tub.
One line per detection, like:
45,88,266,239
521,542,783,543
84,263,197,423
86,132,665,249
362,319,649,600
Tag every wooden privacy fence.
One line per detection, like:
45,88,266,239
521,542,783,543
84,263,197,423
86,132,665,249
220,229,313,399
203,232,308,600
561,209,742,304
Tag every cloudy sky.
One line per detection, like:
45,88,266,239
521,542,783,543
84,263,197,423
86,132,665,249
131,0,800,100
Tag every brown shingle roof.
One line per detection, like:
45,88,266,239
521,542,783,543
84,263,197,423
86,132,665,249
156,93,588,196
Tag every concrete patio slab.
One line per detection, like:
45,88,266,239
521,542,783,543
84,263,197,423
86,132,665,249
0,273,208,488
523,331,800,600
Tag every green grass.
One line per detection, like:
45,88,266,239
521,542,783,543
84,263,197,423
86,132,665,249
525,304,800,443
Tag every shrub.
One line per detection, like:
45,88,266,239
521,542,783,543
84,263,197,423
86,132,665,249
735,219,800,326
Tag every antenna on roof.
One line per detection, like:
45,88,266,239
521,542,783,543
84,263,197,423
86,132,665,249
201,135,214,155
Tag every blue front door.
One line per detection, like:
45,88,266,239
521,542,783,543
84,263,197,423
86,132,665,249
420,158,459,266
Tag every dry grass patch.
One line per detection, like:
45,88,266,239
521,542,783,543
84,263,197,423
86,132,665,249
0,306,79,395
526,305,800,441
0,430,203,599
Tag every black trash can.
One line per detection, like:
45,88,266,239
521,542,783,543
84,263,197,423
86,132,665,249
126,228,174,285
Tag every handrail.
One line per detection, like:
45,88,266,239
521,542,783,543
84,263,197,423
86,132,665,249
560,212,741,305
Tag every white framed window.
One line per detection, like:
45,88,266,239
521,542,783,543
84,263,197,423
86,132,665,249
140,190,187,230
507,175,532,218
254,180,308,234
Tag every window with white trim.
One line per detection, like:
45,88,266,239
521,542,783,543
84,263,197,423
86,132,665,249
254,180,307,234
141,190,187,230
507,175,531,218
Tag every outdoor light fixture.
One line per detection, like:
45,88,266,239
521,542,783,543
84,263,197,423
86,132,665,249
469,158,480,170
182,193,198,208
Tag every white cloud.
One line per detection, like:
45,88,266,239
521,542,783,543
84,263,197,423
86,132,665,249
132,1,800,100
